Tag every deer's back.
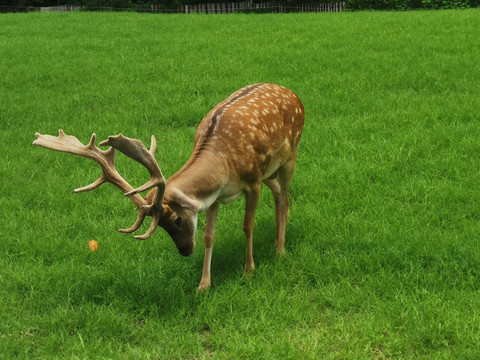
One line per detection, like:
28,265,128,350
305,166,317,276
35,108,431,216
193,84,304,182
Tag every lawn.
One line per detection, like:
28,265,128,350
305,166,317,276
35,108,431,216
1,9,480,359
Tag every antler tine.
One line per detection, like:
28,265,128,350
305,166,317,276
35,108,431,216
71,133,113,193
134,209,161,240
73,176,106,194
119,206,149,234
149,134,157,157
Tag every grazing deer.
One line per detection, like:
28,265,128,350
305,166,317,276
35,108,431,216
33,83,304,290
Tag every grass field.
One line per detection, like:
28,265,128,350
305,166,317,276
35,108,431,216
1,9,480,359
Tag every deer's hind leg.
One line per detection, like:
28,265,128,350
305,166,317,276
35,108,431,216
263,160,295,255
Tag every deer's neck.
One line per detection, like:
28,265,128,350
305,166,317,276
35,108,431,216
166,150,228,211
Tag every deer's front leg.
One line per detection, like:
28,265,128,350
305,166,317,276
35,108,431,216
198,201,219,291
243,184,261,275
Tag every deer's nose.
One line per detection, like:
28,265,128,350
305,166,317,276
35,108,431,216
178,247,193,257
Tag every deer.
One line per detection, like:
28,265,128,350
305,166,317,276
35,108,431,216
33,83,304,290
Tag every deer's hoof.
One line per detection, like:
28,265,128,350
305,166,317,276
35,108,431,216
197,281,211,292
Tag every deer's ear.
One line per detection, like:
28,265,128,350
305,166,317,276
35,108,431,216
170,188,201,212
144,188,157,205
161,203,173,216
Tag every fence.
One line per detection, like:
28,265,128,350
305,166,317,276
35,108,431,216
181,1,345,13
4,2,345,13
40,5,82,11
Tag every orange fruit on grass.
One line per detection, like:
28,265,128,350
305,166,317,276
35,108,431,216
89,240,98,252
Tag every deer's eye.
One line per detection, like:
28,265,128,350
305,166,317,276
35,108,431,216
174,217,182,227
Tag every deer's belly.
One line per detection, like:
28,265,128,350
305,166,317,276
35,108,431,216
216,181,248,204
217,191,244,204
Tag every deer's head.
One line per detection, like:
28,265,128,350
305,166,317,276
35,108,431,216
153,188,201,257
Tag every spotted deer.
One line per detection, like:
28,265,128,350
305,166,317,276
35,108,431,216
33,83,304,290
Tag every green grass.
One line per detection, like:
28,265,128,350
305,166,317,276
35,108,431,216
1,9,480,359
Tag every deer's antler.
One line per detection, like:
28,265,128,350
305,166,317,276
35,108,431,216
33,130,166,239
100,134,166,240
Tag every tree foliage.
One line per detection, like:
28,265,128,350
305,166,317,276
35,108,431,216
346,0,474,9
